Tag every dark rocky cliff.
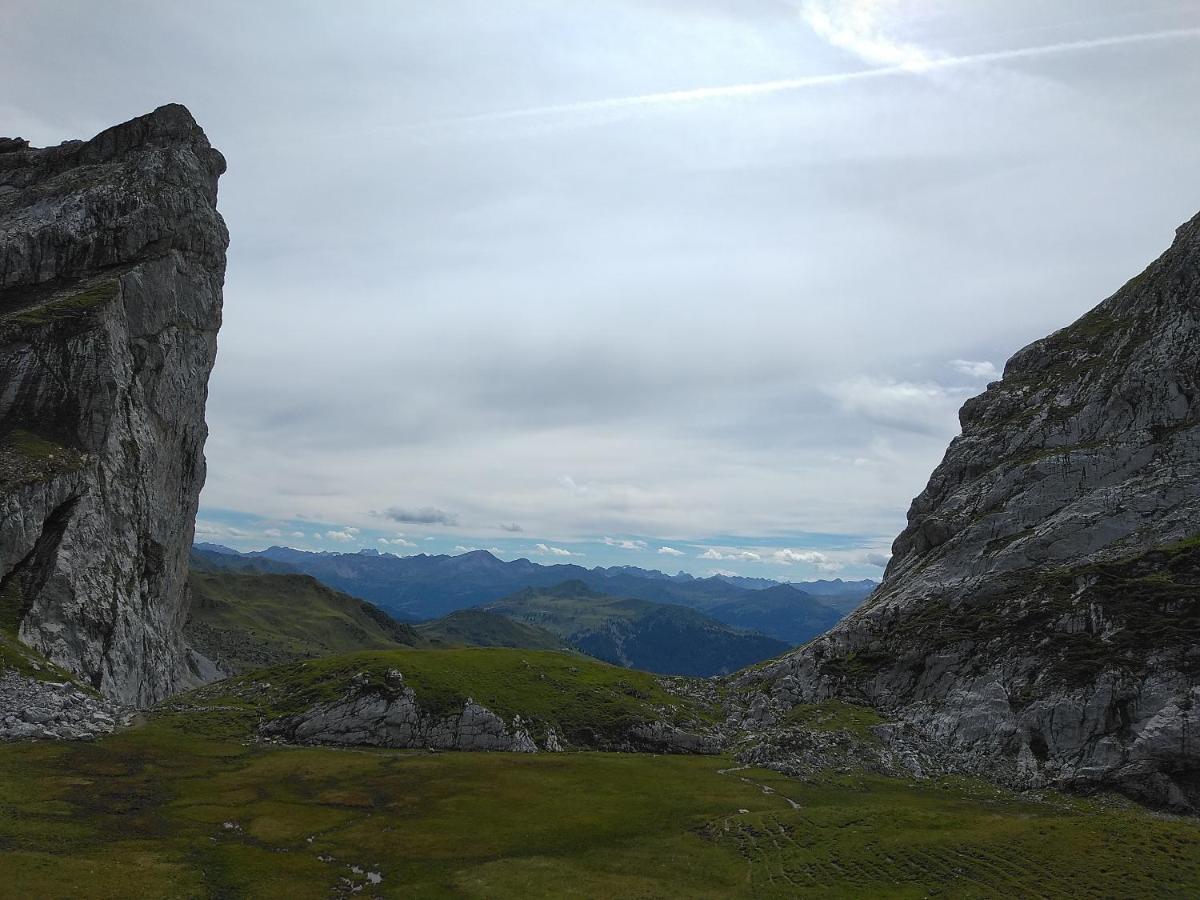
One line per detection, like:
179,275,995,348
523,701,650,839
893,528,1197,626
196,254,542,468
0,105,227,705
743,211,1200,810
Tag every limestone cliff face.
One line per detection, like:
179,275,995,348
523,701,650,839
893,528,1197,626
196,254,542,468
0,105,227,705
748,211,1200,810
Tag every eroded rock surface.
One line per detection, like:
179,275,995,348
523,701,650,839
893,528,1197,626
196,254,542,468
744,211,1200,810
0,105,227,704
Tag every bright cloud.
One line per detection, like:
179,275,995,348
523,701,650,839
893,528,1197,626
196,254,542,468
325,528,359,542
797,0,933,70
828,376,968,436
534,543,580,557
378,536,417,548
657,546,685,557
604,537,648,551
699,548,762,562
772,548,842,572
950,359,1001,381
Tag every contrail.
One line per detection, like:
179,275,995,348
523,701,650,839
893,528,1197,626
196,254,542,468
447,27,1200,125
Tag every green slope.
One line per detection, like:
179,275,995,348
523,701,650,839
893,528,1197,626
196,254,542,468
185,570,424,673
483,580,790,677
417,608,569,650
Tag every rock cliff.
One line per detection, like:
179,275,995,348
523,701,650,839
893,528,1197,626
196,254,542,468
744,211,1200,810
0,105,227,705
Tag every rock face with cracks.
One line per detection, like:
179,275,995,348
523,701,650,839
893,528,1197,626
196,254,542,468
744,211,1200,811
0,105,227,705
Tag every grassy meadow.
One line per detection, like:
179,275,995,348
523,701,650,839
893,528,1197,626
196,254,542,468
1,715,1197,898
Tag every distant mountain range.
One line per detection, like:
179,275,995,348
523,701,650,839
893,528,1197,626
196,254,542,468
191,544,873,646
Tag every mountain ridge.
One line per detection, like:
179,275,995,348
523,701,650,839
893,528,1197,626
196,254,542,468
193,544,867,644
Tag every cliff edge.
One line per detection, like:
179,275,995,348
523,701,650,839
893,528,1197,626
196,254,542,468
743,211,1200,810
0,104,227,705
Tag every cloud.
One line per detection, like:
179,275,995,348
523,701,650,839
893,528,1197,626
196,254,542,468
453,544,502,554
772,548,842,572
290,531,306,538
263,528,283,538
380,506,458,526
828,376,967,436
657,546,685,557
699,548,762,562
798,0,932,70
378,536,417,548
442,27,1200,125
325,528,359,542
865,551,891,568
534,543,581,557
950,359,1000,381
604,537,648,551
499,522,523,532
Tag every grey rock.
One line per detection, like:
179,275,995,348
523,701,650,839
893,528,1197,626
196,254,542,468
742,210,1200,811
0,105,227,705
264,679,543,753
256,669,723,755
0,671,127,741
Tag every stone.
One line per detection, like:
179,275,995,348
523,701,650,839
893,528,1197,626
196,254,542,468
0,671,127,742
741,210,1200,811
0,105,227,705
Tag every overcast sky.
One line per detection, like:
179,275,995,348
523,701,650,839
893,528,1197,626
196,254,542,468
4,1,1199,578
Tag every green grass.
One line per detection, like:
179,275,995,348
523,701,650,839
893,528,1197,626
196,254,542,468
780,700,884,740
0,629,79,683
417,608,569,651
175,647,715,746
185,570,424,673
0,428,86,489
5,280,118,327
0,718,1197,898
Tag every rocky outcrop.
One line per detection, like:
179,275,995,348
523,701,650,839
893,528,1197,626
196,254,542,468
263,670,547,752
0,671,132,741
744,211,1200,810
0,105,227,704
252,668,722,754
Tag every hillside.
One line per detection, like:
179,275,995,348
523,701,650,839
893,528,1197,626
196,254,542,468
483,581,790,676
704,584,843,645
742,210,1200,811
417,609,567,650
185,570,425,673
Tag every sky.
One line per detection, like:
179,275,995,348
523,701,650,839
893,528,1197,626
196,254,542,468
4,1,1200,579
